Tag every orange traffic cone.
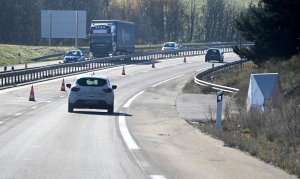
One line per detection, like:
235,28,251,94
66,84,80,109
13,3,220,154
29,85,35,101
152,60,155,68
183,55,186,62
122,66,126,75
61,78,66,91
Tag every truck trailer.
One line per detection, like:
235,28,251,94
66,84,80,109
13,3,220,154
87,20,135,59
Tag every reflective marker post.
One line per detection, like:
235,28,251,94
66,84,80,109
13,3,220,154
216,91,223,130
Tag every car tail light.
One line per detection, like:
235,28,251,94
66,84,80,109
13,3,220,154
71,87,81,92
103,88,112,93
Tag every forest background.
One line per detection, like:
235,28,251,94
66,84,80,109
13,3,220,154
0,0,251,46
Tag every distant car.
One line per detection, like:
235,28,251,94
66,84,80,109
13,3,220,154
63,50,86,63
66,75,117,113
205,48,224,62
162,42,179,55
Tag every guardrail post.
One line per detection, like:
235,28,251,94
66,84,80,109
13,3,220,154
4,66,7,72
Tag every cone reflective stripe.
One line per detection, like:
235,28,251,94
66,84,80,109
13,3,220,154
184,55,186,62
61,78,66,91
122,66,126,75
29,85,35,101
152,60,155,68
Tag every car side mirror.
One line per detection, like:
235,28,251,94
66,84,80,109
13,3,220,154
112,85,117,90
66,84,71,88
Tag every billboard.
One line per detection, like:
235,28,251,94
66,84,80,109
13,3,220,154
41,10,86,39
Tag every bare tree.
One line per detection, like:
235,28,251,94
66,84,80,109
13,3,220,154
185,0,201,42
163,0,187,42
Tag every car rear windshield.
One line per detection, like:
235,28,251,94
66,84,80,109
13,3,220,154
207,49,220,54
164,43,175,47
66,51,81,56
77,78,107,86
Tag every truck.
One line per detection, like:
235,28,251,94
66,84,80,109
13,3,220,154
87,20,135,59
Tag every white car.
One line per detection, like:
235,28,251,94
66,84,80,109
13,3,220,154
161,42,179,55
66,75,117,113
161,42,179,51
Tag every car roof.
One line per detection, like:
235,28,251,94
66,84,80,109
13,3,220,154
75,75,108,80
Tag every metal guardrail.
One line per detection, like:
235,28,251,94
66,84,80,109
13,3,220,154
194,59,250,93
30,42,252,62
0,44,252,89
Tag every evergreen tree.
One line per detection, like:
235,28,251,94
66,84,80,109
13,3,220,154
233,0,300,65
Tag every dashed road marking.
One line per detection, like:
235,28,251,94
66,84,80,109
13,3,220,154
151,74,184,87
150,175,167,179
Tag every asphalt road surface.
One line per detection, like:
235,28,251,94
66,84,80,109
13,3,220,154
0,53,296,179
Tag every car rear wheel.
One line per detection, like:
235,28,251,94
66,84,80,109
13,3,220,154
68,103,74,112
108,104,114,114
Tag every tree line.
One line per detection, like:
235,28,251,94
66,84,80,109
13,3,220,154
0,0,246,46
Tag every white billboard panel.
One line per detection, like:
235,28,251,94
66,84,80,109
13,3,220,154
41,10,86,38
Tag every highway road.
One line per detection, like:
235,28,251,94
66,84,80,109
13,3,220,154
0,53,296,179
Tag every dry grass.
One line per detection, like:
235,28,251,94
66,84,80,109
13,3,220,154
182,56,300,177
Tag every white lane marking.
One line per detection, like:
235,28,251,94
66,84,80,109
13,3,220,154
196,67,211,72
15,113,22,116
119,114,139,149
31,106,37,109
60,96,64,98
0,121,3,125
150,175,167,179
120,92,167,179
123,91,144,108
151,74,184,88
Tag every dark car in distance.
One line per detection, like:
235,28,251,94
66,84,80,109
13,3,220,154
63,50,86,63
205,48,224,63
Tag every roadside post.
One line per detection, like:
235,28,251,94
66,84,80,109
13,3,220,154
212,63,214,69
211,76,214,83
4,66,7,72
11,66,15,72
216,91,223,130
18,53,21,64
